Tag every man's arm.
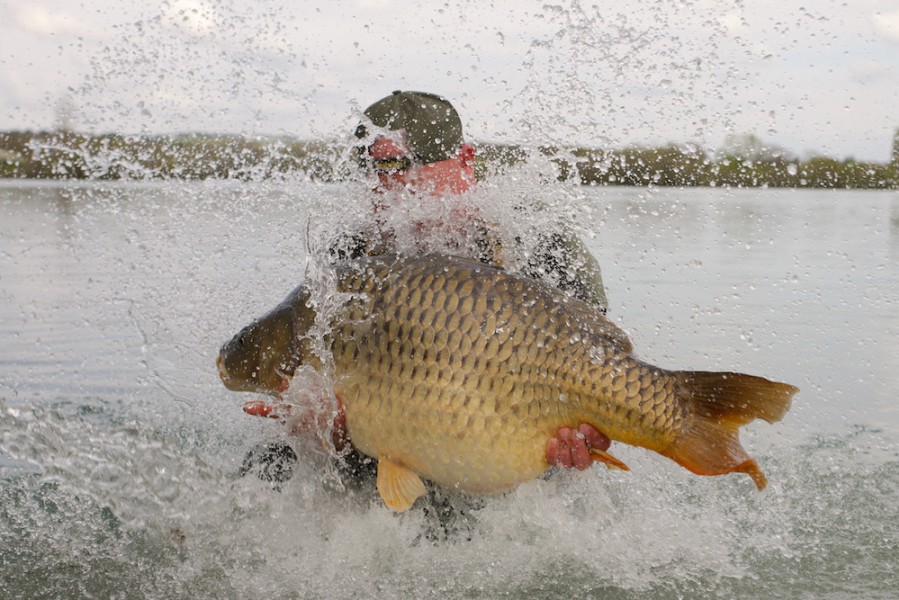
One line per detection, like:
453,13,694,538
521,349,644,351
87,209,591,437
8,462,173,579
525,227,608,313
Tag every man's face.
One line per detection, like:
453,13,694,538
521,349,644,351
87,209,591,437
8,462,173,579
364,136,474,197
367,136,417,192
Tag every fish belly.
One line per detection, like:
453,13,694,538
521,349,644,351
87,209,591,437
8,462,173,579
338,368,580,494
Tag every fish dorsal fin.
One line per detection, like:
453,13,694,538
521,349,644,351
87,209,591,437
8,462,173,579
376,456,426,512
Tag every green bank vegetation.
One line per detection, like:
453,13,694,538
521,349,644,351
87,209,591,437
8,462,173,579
479,138,898,189
0,131,336,181
2,130,897,189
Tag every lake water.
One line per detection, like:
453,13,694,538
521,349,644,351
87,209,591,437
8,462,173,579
1,179,897,598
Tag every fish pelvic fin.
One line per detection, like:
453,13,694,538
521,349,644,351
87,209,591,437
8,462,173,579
376,456,426,512
662,371,798,491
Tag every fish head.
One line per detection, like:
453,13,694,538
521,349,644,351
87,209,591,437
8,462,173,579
216,285,317,396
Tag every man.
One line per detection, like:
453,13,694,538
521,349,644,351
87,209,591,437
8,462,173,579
242,91,610,495
333,90,609,313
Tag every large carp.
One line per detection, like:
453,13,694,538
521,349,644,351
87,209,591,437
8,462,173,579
217,254,797,511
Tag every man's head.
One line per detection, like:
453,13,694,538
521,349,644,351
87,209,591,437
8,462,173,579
355,90,475,195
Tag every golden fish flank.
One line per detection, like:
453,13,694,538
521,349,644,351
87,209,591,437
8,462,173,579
326,255,796,511
217,254,797,513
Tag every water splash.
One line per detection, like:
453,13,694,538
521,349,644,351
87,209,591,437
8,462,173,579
3,393,897,598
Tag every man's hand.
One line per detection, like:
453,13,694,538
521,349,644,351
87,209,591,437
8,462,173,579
546,423,612,470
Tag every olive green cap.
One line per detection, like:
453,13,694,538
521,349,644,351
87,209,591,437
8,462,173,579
355,90,464,164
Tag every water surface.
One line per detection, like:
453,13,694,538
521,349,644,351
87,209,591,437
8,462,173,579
1,180,897,598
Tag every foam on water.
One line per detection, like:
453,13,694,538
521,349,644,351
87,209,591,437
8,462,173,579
2,397,897,599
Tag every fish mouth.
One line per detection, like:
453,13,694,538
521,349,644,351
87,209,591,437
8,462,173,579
215,352,285,396
216,353,238,389
215,354,226,378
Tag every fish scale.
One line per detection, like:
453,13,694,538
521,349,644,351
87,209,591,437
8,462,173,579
332,257,745,497
218,254,797,511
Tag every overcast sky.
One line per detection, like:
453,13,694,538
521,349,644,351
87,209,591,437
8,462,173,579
2,0,898,161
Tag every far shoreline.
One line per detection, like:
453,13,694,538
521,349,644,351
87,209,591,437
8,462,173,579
2,130,897,190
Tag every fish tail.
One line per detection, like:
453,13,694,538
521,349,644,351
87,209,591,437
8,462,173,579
661,371,798,490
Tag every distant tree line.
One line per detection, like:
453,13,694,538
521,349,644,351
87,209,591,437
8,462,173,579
481,141,898,189
0,131,337,181
2,130,896,189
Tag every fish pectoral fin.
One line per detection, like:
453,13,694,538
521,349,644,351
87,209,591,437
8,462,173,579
589,448,630,471
376,456,426,513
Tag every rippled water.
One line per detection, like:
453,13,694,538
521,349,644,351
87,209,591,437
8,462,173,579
1,179,897,598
